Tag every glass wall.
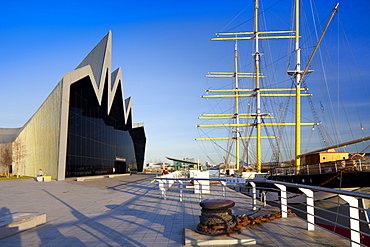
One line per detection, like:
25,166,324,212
65,76,136,177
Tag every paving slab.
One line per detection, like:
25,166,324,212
0,174,351,246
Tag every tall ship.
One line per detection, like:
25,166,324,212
196,0,370,189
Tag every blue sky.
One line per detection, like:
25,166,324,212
0,0,369,165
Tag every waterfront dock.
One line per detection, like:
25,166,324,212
0,174,350,246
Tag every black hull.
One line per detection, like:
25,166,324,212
268,170,370,188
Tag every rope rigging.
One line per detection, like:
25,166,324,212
196,0,369,168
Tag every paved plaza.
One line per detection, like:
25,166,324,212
0,174,350,246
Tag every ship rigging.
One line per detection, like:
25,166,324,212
195,0,370,178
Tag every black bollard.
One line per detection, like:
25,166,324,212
196,199,239,236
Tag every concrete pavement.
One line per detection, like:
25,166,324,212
0,174,350,246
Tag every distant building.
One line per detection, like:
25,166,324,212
303,152,349,166
144,162,171,171
0,31,146,180
166,157,202,171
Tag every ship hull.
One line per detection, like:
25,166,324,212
268,170,370,188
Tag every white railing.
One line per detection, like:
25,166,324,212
234,179,370,247
156,176,227,202
155,176,370,247
157,171,181,199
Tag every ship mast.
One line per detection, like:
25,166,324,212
254,0,262,173
292,1,340,172
294,0,302,173
196,0,316,173
234,41,240,171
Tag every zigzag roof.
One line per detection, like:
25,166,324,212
70,31,132,125
75,33,108,88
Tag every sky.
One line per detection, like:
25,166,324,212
0,0,369,166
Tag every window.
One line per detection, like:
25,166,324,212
65,76,136,177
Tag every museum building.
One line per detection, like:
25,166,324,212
0,31,146,180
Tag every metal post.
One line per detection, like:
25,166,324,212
339,195,361,247
261,191,267,207
359,160,362,171
221,181,226,199
159,180,166,200
250,182,257,210
199,181,202,202
275,184,287,217
299,188,315,230
179,180,183,202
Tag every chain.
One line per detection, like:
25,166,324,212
234,209,296,228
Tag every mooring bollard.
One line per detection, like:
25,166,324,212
196,199,239,236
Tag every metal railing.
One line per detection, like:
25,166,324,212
155,176,370,247
156,176,227,201
271,159,370,175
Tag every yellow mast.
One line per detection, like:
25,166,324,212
254,0,262,173
195,0,317,173
234,42,240,171
294,0,302,173
289,2,339,173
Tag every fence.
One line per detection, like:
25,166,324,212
155,176,370,247
271,159,370,176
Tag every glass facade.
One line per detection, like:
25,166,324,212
65,76,137,177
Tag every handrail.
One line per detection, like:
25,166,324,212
155,177,370,200
252,179,370,200
155,176,370,246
